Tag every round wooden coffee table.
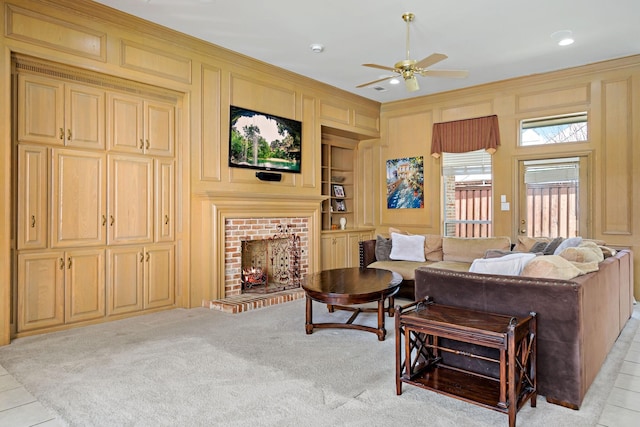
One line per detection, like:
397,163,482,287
302,267,402,341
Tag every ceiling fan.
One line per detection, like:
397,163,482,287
357,13,468,92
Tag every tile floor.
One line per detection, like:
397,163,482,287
1,307,639,427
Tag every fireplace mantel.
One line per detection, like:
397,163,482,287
192,192,322,305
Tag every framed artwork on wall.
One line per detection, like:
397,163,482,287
386,156,424,209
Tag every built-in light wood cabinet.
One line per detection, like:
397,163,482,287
155,159,175,242
18,74,105,149
321,233,349,269
15,65,178,335
17,251,64,331
321,229,374,269
107,246,143,315
108,155,153,245
17,145,48,250
17,248,105,331
107,93,175,157
64,248,106,324
51,148,106,248
144,244,175,309
106,244,174,315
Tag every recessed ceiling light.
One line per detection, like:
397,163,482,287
551,30,574,46
309,44,324,53
389,78,400,85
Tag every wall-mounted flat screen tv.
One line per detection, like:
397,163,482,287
229,105,302,174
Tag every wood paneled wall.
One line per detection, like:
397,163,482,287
0,0,380,344
377,55,640,297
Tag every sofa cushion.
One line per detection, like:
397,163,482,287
424,234,444,261
514,236,550,252
442,236,511,263
469,252,537,276
426,260,473,272
521,255,585,280
389,233,426,262
559,241,604,263
368,260,434,280
375,235,392,261
553,237,583,255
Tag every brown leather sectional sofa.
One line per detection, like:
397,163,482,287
412,249,633,409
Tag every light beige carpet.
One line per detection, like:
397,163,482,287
0,299,637,427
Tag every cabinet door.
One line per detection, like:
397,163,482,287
17,145,48,249
17,74,64,145
65,84,105,149
155,159,175,242
17,251,65,331
107,92,143,154
144,100,175,157
107,246,143,315
65,249,105,323
321,234,348,269
52,149,106,247
144,244,175,309
108,155,153,245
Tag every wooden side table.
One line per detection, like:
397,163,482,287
395,298,537,427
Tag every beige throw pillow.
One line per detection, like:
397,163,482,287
521,255,584,280
559,241,604,263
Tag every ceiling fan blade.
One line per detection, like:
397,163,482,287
362,63,398,72
356,75,396,88
414,53,448,69
418,69,469,78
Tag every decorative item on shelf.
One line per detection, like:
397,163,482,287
339,217,347,230
333,184,345,198
335,199,346,212
331,224,339,230
331,176,345,183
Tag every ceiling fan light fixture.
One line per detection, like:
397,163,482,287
405,75,419,92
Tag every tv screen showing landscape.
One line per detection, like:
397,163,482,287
229,106,302,174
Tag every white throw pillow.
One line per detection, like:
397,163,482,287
389,232,426,262
469,252,537,276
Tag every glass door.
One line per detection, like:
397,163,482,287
517,156,588,238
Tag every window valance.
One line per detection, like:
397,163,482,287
431,115,500,158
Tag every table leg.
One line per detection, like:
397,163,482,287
305,295,314,335
376,298,386,341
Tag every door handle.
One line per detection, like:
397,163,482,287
140,252,144,263
145,252,150,262
31,215,36,228
67,129,72,141
139,139,144,149
110,215,114,226
164,214,169,225
67,257,72,269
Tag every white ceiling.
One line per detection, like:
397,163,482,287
92,0,640,104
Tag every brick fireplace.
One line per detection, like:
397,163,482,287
224,217,309,297
195,194,322,313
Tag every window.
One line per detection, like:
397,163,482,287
520,112,588,146
442,150,492,237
